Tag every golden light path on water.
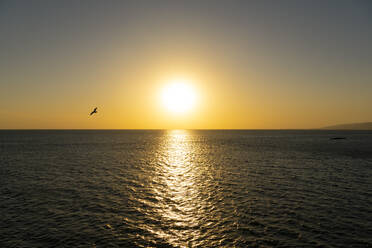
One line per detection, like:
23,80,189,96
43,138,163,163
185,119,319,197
126,129,236,247
152,130,205,247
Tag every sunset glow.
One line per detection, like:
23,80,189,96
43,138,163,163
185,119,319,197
0,1,371,130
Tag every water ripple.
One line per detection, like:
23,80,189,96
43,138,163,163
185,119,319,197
0,130,371,247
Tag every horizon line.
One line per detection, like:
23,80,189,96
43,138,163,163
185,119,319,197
0,128,370,131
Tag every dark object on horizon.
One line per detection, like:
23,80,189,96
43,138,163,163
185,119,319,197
322,122,372,130
330,137,346,140
90,107,98,116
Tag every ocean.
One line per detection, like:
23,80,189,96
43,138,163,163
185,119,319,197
0,130,371,247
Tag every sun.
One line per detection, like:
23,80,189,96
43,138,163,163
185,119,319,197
161,79,196,114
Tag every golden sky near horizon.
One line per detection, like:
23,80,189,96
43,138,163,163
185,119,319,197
1,1,371,129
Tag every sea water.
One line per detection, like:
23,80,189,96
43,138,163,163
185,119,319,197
0,130,371,247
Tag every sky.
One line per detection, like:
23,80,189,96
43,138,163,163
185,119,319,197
1,0,371,129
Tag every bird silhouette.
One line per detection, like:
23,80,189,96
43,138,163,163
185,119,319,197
90,107,98,116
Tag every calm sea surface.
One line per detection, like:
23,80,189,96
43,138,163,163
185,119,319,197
0,130,371,247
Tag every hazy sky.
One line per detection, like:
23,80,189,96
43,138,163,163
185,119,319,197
1,0,371,129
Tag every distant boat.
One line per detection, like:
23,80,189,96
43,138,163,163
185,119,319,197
330,137,346,140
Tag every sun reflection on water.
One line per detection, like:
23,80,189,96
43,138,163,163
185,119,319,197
152,130,205,247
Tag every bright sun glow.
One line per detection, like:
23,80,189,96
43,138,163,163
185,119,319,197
162,79,196,114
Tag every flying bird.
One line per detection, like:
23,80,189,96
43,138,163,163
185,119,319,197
90,107,98,116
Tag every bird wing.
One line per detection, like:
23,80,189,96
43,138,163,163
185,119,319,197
90,107,97,115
